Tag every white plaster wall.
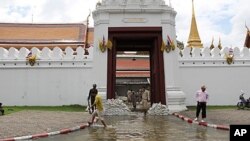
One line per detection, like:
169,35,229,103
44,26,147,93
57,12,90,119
92,24,108,96
94,0,175,28
0,47,96,106
179,47,250,106
106,12,175,27
179,66,250,106
91,27,116,98
0,68,92,106
4,0,245,109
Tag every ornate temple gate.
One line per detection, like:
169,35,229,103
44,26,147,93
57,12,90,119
93,0,187,112
107,27,166,104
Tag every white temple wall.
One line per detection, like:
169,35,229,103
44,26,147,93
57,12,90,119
92,24,109,96
3,0,247,110
0,68,92,106
179,47,250,106
2,46,250,106
162,17,179,88
0,47,95,106
180,66,250,106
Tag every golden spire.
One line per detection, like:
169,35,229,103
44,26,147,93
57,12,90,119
187,0,203,48
245,22,249,31
218,37,222,50
84,11,91,55
244,23,250,48
209,36,214,50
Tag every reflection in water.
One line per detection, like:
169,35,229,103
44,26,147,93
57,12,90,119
195,126,208,141
37,114,229,141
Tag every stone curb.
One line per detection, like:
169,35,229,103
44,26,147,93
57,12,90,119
172,113,230,131
0,124,89,141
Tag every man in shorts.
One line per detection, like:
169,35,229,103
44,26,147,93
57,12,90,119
88,93,107,127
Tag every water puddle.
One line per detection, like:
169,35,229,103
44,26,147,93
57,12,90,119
37,113,229,141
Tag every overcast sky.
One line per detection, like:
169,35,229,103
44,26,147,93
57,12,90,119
0,0,249,48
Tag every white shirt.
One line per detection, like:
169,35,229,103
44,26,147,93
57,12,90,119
196,90,209,102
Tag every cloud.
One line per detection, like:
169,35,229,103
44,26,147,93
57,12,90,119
0,0,249,48
33,0,97,24
0,0,46,22
0,0,97,23
172,0,249,48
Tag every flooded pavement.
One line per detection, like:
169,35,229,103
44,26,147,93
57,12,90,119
37,114,229,141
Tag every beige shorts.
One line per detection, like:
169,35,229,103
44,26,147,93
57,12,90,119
93,110,104,120
142,99,148,108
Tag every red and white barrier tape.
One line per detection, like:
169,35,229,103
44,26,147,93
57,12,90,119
1,124,89,141
172,112,229,130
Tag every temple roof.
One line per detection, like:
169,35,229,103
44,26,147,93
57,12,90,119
0,22,148,78
0,23,94,49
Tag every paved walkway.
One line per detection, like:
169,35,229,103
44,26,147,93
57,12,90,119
0,109,250,140
0,111,90,140
179,109,250,126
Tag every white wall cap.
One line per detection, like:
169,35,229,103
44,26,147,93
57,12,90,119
241,47,250,58
221,47,229,56
201,47,210,58
31,47,41,59
211,47,221,58
182,47,191,58
51,47,63,60
233,47,240,58
18,47,29,59
75,47,85,60
64,47,74,60
192,48,201,58
0,47,8,60
8,47,19,59
40,47,52,60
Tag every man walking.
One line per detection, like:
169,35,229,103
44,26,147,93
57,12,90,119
88,92,107,128
141,87,150,115
88,84,98,113
194,85,209,122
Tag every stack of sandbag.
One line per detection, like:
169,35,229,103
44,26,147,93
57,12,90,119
103,99,133,115
147,103,169,115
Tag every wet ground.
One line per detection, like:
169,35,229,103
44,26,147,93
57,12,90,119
38,114,229,141
0,111,90,139
2,109,250,140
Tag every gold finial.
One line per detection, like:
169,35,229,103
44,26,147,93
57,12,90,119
192,0,194,16
187,0,203,48
244,22,250,48
84,11,91,55
218,37,222,50
245,22,249,32
209,36,214,50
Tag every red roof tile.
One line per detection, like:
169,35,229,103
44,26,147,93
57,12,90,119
116,58,149,70
116,71,150,77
